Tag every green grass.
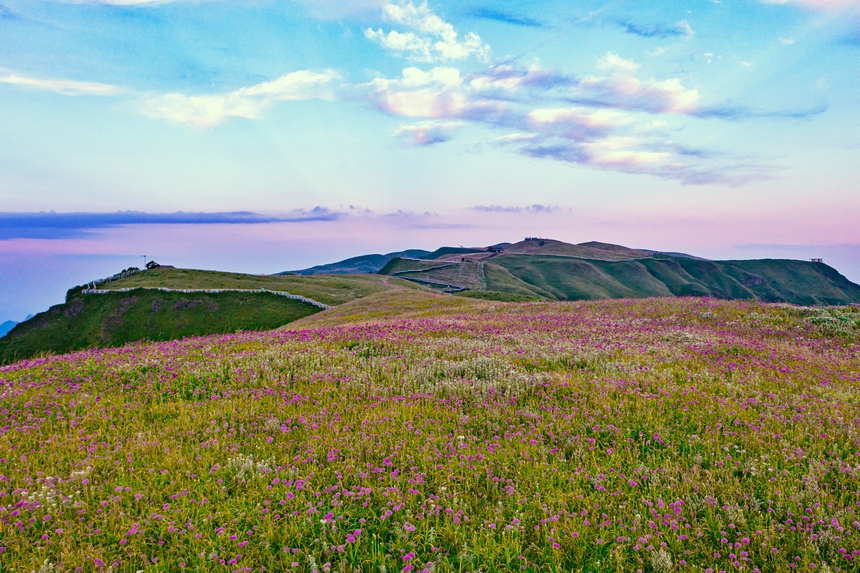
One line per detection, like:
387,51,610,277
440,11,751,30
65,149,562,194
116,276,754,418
2,297,859,572
378,258,454,275
6,269,434,364
94,268,415,306
492,255,668,300
0,289,321,365
285,289,491,328
491,255,860,305
455,290,545,302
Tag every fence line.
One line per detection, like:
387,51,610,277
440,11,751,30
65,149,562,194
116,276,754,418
81,288,332,310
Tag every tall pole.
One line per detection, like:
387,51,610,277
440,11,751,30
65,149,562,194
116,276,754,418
141,255,147,268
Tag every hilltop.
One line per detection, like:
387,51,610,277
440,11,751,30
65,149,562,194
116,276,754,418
287,247,485,275
349,238,860,306
0,268,423,364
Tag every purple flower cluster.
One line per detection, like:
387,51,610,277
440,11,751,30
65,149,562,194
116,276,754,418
0,297,857,571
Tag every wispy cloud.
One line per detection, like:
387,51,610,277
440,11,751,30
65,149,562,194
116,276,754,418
465,7,543,27
357,53,763,183
365,1,491,63
571,53,700,114
695,102,828,120
0,3,18,19
0,71,123,96
471,204,558,213
0,209,340,241
616,19,695,39
141,69,338,126
394,120,462,145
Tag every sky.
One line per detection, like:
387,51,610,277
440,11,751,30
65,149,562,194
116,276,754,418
1,0,859,321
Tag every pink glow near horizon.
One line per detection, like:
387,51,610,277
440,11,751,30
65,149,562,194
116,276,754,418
2,206,857,266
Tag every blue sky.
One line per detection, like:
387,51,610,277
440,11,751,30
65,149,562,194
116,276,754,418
1,0,859,320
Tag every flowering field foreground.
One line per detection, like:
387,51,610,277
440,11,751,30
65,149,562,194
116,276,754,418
1,298,859,573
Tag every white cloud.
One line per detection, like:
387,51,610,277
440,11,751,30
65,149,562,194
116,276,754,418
596,52,640,74
141,69,338,126
356,57,748,183
366,66,504,118
365,1,490,63
579,53,700,114
676,20,695,39
0,72,123,96
582,136,672,167
394,120,462,145
529,107,628,125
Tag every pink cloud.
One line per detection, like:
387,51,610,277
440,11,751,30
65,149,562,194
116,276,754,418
393,120,462,145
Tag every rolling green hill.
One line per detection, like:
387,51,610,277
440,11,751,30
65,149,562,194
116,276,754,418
0,289,320,365
1,268,425,364
287,249,431,275
378,248,860,306
289,247,488,274
88,267,419,305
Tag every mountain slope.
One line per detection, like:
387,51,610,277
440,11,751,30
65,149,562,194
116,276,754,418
378,246,860,306
0,289,321,365
91,267,417,305
494,255,860,305
287,249,431,275
288,247,489,274
1,268,427,364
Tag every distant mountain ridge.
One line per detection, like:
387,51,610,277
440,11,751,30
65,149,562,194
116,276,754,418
290,238,860,306
0,320,18,338
286,247,487,275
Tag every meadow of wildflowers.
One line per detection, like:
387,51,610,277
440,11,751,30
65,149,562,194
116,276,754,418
0,297,858,573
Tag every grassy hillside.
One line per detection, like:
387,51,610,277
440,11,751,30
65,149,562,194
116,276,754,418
289,249,431,275
0,289,321,365
378,253,860,305
493,255,670,300
377,257,454,275
1,297,859,572
3,268,430,364
94,268,416,306
485,255,860,305
501,238,651,260
274,239,860,307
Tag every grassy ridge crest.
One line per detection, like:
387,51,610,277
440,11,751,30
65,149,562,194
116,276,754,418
0,289,322,365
